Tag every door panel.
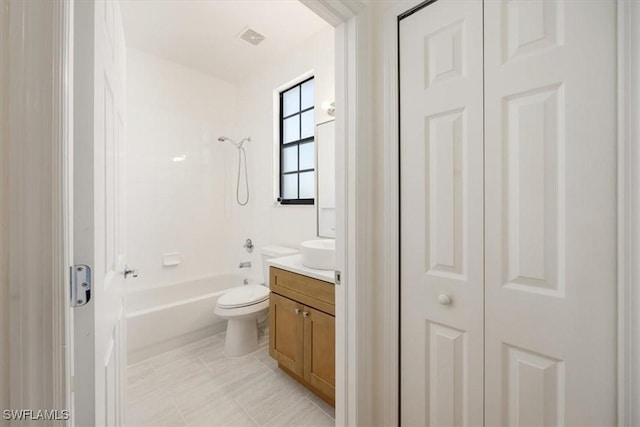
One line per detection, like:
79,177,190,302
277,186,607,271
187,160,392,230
303,306,335,403
400,1,484,425
74,0,127,425
484,0,617,425
269,293,304,376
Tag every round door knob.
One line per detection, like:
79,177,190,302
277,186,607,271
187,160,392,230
438,294,451,305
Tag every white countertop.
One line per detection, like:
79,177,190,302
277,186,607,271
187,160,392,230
267,254,335,284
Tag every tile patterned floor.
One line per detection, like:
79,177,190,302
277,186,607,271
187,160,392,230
126,333,335,427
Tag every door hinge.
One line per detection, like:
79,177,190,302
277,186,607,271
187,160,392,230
70,264,92,307
335,270,341,285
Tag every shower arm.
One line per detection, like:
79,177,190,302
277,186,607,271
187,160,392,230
218,136,251,149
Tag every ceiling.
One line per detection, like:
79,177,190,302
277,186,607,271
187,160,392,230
120,0,331,84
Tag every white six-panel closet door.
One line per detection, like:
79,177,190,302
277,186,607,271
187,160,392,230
400,1,484,425
483,1,616,425
400,0,617,425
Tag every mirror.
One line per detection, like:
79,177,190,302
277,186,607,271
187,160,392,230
316,120,335,238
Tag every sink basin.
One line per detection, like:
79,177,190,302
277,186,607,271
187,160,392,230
300,239,335,270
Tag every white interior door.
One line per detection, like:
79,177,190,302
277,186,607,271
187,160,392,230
400,1,485,425
483,1,617,425
73,1,128,425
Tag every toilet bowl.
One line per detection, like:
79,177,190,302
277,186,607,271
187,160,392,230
214,285,270,356
214,245,298,357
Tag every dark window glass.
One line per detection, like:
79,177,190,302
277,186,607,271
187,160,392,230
279,77,315,205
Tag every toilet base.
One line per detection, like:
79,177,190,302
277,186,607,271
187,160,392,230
214,297,269,357
224,318,259,357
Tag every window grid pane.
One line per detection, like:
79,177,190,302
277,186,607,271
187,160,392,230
299,142,314,170
282,145,298,173
282,173,298,200
280,77,315,204
299,171,314,199
283,86,300,116
283,115,300,144
301,110,314,139
301,80,314,110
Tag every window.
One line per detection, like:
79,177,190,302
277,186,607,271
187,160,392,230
279,77,315,205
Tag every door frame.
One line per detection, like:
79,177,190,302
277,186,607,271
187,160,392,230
383,0,640,425
0,1,378,426
300,1,375,425
617,1,640,424
0,0,73,420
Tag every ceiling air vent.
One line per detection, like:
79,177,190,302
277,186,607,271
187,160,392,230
239,28,266,46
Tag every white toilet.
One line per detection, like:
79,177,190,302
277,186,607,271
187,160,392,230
214,245,299,357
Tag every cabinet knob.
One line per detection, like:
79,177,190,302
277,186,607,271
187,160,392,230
294,308,301,315
302,311,310,318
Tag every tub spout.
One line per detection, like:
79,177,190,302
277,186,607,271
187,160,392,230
239,261,251,269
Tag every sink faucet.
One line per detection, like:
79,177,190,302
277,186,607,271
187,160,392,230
239,261,251,269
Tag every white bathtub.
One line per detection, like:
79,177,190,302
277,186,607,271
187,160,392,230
126,274,254,364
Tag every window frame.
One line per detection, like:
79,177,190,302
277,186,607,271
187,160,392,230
278,76,315,205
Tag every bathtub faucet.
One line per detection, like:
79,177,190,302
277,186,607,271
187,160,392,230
238,261,251,269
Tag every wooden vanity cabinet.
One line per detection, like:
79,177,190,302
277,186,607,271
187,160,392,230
269,267,335,406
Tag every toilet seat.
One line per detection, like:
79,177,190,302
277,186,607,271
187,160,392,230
217,284,270,309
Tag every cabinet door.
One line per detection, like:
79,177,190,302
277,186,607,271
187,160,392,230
269,293,304,376
303,306,335,404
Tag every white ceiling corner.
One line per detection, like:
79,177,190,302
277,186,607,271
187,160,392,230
120,0,331,83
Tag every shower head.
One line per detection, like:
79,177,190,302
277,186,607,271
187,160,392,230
218,136,250,149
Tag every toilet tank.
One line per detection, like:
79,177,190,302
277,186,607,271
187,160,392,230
260,246,299,285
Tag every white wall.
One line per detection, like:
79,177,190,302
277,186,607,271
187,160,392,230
126,49,239,289
230,27,335,279
126,25,334,288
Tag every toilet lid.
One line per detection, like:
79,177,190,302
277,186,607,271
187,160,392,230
217,285,270,309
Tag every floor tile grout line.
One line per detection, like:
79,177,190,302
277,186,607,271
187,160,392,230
131,355,215,409
253,354,277,373
233,397,262,427
304,395,336,421
170,395,190,427
151,346,214,376
250,392,310,427
126,363,157,389
149,352,190,373
129,334,220,370
199,354,216,376
143,334,221,371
